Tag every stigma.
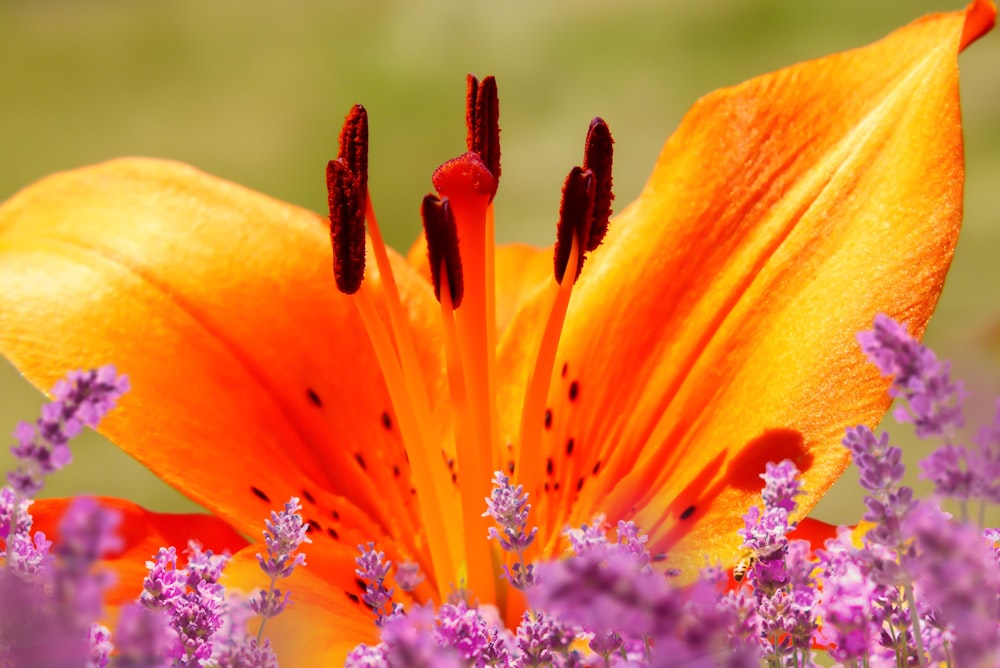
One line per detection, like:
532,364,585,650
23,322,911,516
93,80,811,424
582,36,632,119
325,74,614,604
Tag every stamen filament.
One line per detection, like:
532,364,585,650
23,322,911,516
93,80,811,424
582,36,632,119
352,280,458,593
516,234,580,540
364,194,442,438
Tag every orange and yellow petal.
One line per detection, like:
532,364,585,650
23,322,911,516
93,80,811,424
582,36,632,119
0,158,445,579
497,1,995,575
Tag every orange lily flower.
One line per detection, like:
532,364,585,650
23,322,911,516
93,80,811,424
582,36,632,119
0,1,994,662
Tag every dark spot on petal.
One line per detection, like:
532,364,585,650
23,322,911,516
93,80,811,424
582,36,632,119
381,411,393,430
544,409,553,429
393,465,401,477
332,510,341,521
355,453,367,470
569,381,579,402
307,388,323,407
554,482,560,491
507,460,515,474
680,505,696,520
728,429,811,491
546,457,554,476
347,592,360,604
327,527,339,540
451,472,458,484
565,438,575,457
544,482,550,492
302,489,315,504
306,519,322,533
576,477,584,492
250,486,271,503
592,460,601,475
355,578,368,593
411,487,417,495
561,362,568,378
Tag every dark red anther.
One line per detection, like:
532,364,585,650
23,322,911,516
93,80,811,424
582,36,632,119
582,118,614,251
421,195,464,308
327,159,366,295
465,74,500,197
327,105,371,295
553,166,595,284
338,104,369,201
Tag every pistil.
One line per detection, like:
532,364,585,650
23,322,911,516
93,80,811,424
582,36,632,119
427,153,500,604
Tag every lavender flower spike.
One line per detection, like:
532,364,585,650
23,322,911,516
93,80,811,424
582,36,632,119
8,365,129,498
484,470,538,590
858,314,965,439
256,496,310,580
483,471,537,553
356,542,399,625
249,497,309,645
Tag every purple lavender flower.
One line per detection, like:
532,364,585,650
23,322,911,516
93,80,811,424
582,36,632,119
902,501,1000,667
8,365,129,497
380,604,462,668
0,569,90,667
88,623,112,668
113,604,173,668
760,460,804,513
737,459,803,596
210,592,258,665
435,602,489,662
858,314,966,438
483,471,537,552
565,515,609,555
395,561,425,592
140,541,230,666
53,496,123,626
530,542,671,640
256,497,310,580
515,611,574,666
484,470,539,591
970,402,1000,505
356,542,400,625
248,496,309,643
1,486,51,578
344,642,388,667
217,638,279,668
842,423,916,573
816,529,878,663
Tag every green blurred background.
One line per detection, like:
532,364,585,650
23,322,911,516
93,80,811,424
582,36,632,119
1,0,998,527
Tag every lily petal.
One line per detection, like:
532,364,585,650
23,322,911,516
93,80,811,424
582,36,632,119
28,496,248,604
0,158,446,579
498,1,995,575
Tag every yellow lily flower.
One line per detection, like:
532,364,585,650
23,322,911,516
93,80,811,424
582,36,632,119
0,1,994,662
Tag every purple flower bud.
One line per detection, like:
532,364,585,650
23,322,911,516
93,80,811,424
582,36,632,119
381,605,462,668
355,543,399,624
256,497,309,580
858,314,966,438
484,471,538,554
88,623,112,668
395,561,425,592
113,604,173,668
7,365,128,498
